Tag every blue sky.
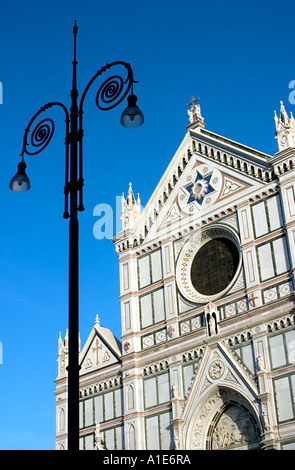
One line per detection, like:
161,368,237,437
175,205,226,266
0,0,294,450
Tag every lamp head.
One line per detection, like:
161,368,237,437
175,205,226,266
120,94,144,128
9,160,31,193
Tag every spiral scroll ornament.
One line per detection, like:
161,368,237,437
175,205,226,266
96,74,130,111
26,118,55,155
29,118,55,154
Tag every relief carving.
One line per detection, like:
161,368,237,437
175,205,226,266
211,405,259,450
208,360,225,380
191,389,260,450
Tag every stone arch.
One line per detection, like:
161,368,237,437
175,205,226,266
206,401,261,450
184,386,262,450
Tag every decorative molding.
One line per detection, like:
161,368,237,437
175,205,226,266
143,360,169,376
79,375,122,398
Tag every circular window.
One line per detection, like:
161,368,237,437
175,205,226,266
176,226,241,303
190,238,239,296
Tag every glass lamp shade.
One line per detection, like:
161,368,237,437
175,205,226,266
9,161,31,193
120,94,144,128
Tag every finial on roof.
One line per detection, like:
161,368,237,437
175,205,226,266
95,315,100,326
186,96,205,130
187,96,199,107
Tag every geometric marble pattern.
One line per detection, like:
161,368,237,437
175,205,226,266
179,315,203,336
142,328,167,349
237,299,248,313
191,316,202,330
225,303,236,317
223,297,249,318
142,334,154,349
263,281,293,304
278,281,292,297
155,329,167,344
180,321,191,334
263,288,278,303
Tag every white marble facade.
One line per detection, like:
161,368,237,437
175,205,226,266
55,100,295,450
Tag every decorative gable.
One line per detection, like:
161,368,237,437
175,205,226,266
80,316,122,374
144,150,266,243
179,340,261,449
113,103,275,252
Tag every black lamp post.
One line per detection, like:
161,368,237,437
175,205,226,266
9,21,144,451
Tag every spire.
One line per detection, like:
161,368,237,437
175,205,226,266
121,182,142,230
58,332,64,355
127,182,136,206
279,100,289,125
274,109,279,128
274,101,295,151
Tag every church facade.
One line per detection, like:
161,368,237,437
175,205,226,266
55,99,295,450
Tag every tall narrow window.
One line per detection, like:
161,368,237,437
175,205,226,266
59,407,65,432
127,423,136,450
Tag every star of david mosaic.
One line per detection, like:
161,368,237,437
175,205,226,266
185,172,215,205
177,165,222,215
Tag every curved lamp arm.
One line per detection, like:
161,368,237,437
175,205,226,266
21,101,70,156
19,101,71,218
76,61,137,211
79,61,135,114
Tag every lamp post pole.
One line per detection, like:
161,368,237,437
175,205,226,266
9,21,144,451
67,21,80,451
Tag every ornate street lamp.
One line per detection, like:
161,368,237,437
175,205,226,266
9,21,144,450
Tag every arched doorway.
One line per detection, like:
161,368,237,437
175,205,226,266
184,387,262,450
206,402,261,450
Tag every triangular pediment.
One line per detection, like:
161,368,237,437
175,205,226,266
179,340,262,450
126,128,273,245
80,320,122,374
182,340,259,425
155,160,257,237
